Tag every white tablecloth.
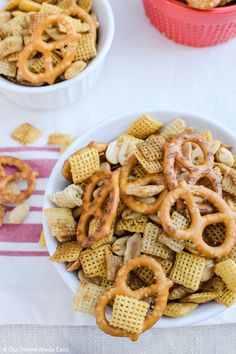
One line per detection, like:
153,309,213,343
0,0,236,332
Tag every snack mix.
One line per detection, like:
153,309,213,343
45,115,236,341
0,0,98,86
180,0,235,10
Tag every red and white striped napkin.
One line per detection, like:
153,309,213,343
0,144,235,326
0,146,58,257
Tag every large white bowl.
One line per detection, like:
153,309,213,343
43,109,231,328
0,0,114,109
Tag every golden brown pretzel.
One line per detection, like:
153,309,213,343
164,131,222,195
159,181,236,258
95,255,173,341
77,170,120,248
120,155,167,215
0,156,37,203
18,14,81,85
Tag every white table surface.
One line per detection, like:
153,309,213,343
0,0,236,352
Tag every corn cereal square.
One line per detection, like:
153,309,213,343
109,295,148,334
169,252,206,291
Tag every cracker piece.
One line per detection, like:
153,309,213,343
50,241,82,262
11,123,42,145
215,288,236,307
100,277,115,289
49,184,83,209
160,118,186,141
1,14,27,36
0,36,23,58
0,205,6,227
164,302,198,318
215,259,236,291
48,134,72,145
116,215,148,233
169,252,206,291
79,0,93,12
136,137,165,161
8,203,29,224
171,211,189,230
141,222,174,260
109,295,149,334
38,230,46,248
200,276,225,294
201,130,213,142
181,292,218,304
168,285,193,301
64,61,86,80
127,115,163,139
134,148,163,174
222,170,236,197
69,147,100,183
74,33,97,61
159,232,186,253
44,208,77,237
40,3,63,14
73,281,105,314
79,245,111,278
0,59,16,77
106,253,123,281
19,0,41,12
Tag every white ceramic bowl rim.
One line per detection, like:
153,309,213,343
43,109,230,328
0,0,114,94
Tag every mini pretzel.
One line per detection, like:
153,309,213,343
18,14,81,84
164,131,222,195
159,181,236,258
95,255,173,341
77,170,120,248
0,156,37,203
120,155,167,215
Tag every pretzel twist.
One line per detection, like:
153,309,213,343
120,155,167,215
77,170,120,248
95,255,173,341
18,14,81,84
164,131,222,195
0,156,37,203
159,181,236,258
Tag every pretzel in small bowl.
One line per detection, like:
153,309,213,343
77,170,120,248
120,155,167,215
159,181,236,258
0,156,37,203
18,14,81,85
95,255,173,341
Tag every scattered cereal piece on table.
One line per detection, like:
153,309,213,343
11,123,42,145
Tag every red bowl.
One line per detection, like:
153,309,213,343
143,0,236,47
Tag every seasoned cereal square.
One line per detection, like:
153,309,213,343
79,245,111,278
109,295,149,334
169,252,206,291
11,123,42,145
73,281,105,315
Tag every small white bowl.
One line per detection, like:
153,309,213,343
43,109,229,328
0,0,114,109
